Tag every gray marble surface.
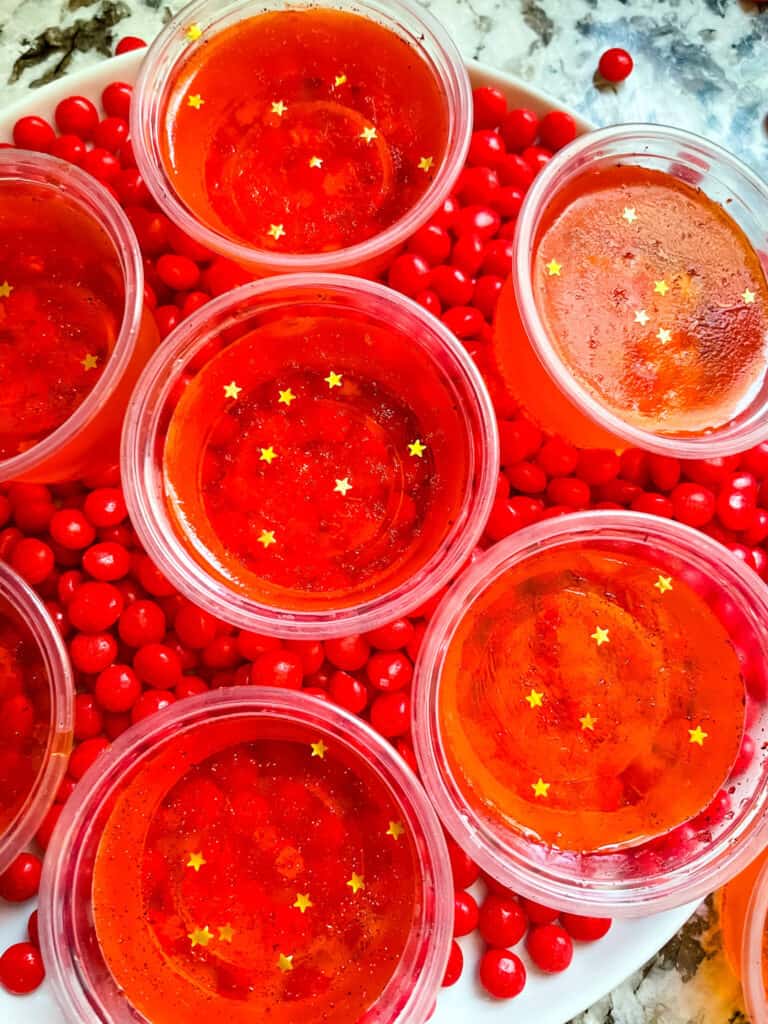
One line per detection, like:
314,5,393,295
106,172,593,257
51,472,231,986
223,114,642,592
0,1,766,1022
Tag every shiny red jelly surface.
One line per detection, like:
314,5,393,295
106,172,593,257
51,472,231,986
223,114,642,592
0,180,124,460
162,9,449,253
93,721,420,1023
163,312,472,611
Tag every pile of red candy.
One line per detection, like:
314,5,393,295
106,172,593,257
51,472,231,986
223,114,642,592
1,40,766,1008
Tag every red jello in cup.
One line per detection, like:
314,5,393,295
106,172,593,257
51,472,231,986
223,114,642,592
132,0,470,275
0,561,72,873
742,856,768,1022
40,688,452,1024
494,125,768,456
122,274,497,637
0,151,157,483
413,511,768,916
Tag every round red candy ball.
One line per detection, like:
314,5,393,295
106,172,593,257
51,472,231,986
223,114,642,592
0,942,45,994
0,853,42,903
479,894,528,948
598,47,634,83
478,948,527,999
526,923,574,972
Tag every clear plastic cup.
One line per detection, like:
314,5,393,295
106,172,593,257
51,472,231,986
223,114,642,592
0,150,156,484
494,124,768,456
131,0,471,277
743,856,768,1023
413,509,768,917
0,561,73,873
121,273,498,638
40,687,453,1024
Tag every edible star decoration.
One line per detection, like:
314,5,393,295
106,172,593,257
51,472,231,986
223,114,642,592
188,926,214,948
347,872,365,894
360,126,377,143
689,725,708,746
260,446,277,464
258,529,276,548
0,281,13,298
278,387,296,406
546,258,562,277
656,327,672,344
634,309,650,326
271,100,287,116
80,353,99,371
334,73,348,86
218,923,234,942
309,156,323,169
293,893,313,914
408,439,426,458
187,94,204,110
525,689,543,709
580,712,596,731
223,381,242,399
277,953,294,973
186,851,206,872
654,574,673,594
334,477,352,496
418,156,434,172
743,289,756,305
622,207,638,224
654,280,669,296
325,370,343,388
268,223,286,240
310,739,327,759
185,23,202,41
591,626,610,647
532,778,550,798
386,821,405,841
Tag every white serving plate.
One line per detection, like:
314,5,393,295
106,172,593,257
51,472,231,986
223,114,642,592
0,48,697,1024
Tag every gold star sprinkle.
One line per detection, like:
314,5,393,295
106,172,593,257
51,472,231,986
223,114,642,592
268,223,286,241
188,926,213,948
271,100,287,117
689,725,708,747
360,125,377,143
347,872,365,894
386,821,405,841
743,289,756,305
293,893,313,914
334,73,347,86
591,626,610,647
258,529,276,549
656,327,672,344
325,370,343,388
654,280,669,296
260,446,277,464
408,439,427,458
80,353,99,371
186,851,206,872
277,953,294,973
223,381,242,399
532,778,550,798
278,388,296,406
185,23,202,40
622,207,638,224
580,712,596,731
654,574,673,594
525,689,544,709
309,156,323,169
334,477,352,496
0,281,13,298
634,309,650,326
546,258,562,276
310,739,327,759
187,94,204,110
418,156,434,172
218,923,234,942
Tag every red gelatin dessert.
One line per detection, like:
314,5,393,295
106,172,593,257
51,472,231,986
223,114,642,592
495,126,768,456
133,0,470,273
0,152,155,483
40,691,452,1024
124,276,496,636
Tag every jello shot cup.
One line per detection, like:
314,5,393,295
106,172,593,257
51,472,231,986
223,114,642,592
743,856,768,1023
122,274,498,638
0,150,157,483
0,561,73,873
131,0,471,276
414,510,768,916
493,124,768,455
40,687,453,1024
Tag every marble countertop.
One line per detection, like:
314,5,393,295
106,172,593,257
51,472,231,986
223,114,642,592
0,1,766,1022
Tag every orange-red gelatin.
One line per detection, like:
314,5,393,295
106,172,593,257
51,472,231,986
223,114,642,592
0,595,52,838
162,9,449,254
495,164,768,445
92,722,420,1024
0,180,124,460
164,313,471,610
439,544,745,852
